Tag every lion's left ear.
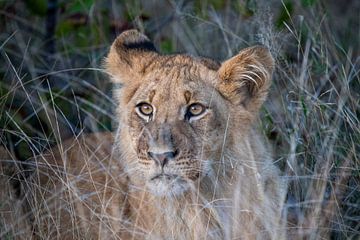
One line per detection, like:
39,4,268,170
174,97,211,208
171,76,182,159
217,46,274,113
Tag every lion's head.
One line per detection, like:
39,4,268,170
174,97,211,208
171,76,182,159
105,30,274,197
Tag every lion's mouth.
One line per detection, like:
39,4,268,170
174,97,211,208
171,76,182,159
150,173,179,181
147,173,189,196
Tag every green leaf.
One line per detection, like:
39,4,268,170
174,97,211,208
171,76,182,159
56,20,74,37
69,0,94,14
25,0,47,16
234,0,256,17
276,0,294,29
160,38,173,54
301,96,308,117
301,0,317,7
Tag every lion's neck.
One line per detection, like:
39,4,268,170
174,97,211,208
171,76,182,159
126,182,230,240
123,161,241,240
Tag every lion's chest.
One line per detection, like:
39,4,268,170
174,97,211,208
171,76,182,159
127,192,226,240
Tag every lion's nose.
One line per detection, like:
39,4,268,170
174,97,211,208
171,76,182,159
148,150,178,167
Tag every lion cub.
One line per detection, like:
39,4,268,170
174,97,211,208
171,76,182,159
21,30,283,239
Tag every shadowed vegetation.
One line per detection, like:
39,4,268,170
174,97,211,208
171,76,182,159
0,0,359,239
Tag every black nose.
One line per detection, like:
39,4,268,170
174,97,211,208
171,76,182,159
147,150,178,167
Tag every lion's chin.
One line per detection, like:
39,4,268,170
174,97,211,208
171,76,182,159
146,174,189,197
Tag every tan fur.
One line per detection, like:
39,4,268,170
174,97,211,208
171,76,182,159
0,147,32,239
20,30,284,239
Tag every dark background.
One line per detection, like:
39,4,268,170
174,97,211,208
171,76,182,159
0,0,359,238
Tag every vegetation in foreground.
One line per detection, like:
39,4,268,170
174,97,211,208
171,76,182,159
0,0,359,239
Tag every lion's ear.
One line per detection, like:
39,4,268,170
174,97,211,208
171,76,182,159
217,46,274,113
105,29,158,84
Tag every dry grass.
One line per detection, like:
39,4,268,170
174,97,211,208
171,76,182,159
0,0,359,239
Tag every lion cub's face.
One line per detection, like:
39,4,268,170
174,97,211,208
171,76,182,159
106,30,274,197
125,64,227,196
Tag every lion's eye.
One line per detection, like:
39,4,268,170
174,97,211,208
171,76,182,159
186,103,206,119
136,102,153,116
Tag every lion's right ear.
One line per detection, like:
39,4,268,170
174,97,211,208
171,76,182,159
104,29,158,84
217,46,274,114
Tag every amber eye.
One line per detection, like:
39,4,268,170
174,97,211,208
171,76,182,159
186,103,206,119
136,102,153,116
